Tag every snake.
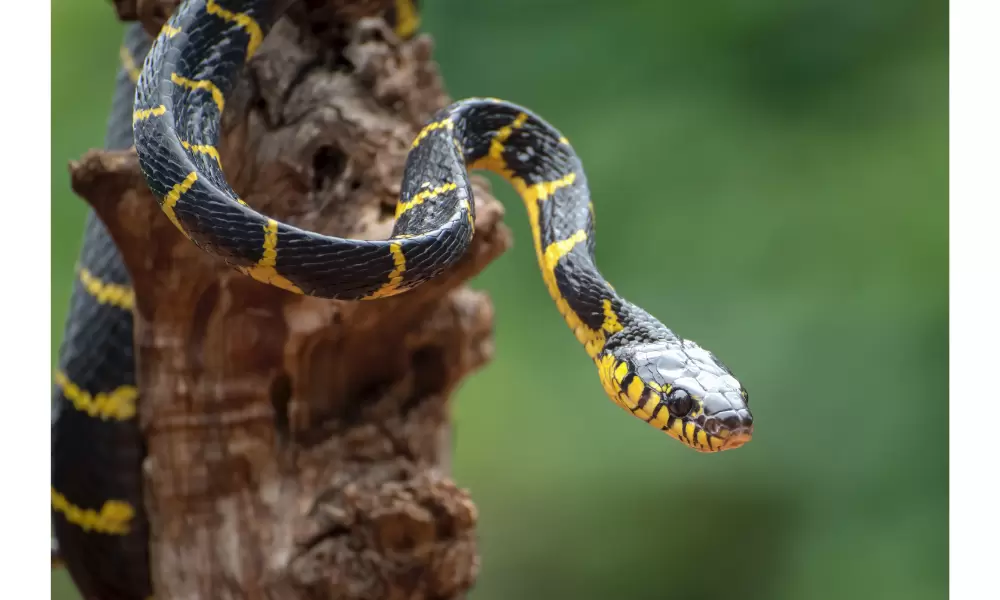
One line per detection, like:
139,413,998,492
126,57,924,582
53,0,753,598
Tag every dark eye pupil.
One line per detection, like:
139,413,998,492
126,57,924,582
667,389,693,417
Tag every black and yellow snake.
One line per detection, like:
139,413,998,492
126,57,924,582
52,1,753,597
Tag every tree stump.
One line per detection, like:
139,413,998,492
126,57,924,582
68,1,512,597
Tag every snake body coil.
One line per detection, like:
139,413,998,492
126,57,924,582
51,23,153,600
54,0,753,597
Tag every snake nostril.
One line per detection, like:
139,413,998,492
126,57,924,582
740,410,754,428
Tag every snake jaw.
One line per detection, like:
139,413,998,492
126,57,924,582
715,428,753,451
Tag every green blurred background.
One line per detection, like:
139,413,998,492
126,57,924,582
51,0,947,598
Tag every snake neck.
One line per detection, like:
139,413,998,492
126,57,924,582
424,101,673,361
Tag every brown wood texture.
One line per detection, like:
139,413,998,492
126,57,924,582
68,2,512,597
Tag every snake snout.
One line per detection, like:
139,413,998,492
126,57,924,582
710,408,753,451
723,409,753,431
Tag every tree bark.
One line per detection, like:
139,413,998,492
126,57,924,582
69,1,511,597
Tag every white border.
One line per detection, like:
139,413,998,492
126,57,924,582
950,1,998,599
0,1,52,595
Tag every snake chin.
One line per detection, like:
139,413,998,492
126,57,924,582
706,425,753,452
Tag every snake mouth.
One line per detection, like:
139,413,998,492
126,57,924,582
712,427,753,451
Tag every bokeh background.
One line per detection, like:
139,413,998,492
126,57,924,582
51,0,947,598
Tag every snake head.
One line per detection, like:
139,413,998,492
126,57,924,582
598,340,753,452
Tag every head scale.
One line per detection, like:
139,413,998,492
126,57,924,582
599,339,752,452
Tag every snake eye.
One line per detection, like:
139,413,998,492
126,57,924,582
740,387,750,406
666,388,693,417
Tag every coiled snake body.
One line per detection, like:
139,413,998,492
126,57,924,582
52,1,753,597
